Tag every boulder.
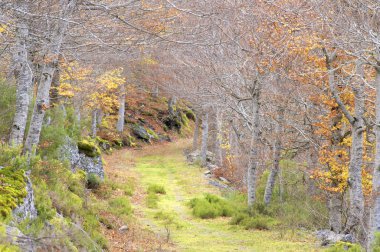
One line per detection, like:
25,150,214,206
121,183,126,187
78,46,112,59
315,230,354,246
78,154,104,180
119,225,129,233
60,137,80,172
186,150,216,166
12,171,37,222
60,137,104,179
132,124,151,142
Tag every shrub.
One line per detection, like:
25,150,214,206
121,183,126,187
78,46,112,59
0,78,16,137
188,194,235,219
373,232,380,252
326,241,363,252
244,216,273,230
77,139,101,157
86,173,102,190
147,184,166,194
109,197,132,215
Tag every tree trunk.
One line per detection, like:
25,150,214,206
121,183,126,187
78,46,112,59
9,1,32,146
201,112,209,166
371,70,380,243
24,0,76,153
214,110,223,167
153,85,159,98
344,64,365,234
193,114,200,150
116,83,126,133
326,55,365,233
247,85,261,208
91,109,98,138
329,193,343,233
168,96,176,116
264,108,284,205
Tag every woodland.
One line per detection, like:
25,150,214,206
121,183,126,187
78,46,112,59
2,0,380,251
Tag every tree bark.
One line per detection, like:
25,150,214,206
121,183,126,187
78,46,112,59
201,112,209,166
329,193,343,233
91,109,98,138
214,109,223,167
116,83,126,133
325,53,365,233
371,70,380,242
24,0,77,153
193,113,200,150
168,96,176,116
9,1,32,146
247,84,261,208
344,64,365,233
264,108,284,205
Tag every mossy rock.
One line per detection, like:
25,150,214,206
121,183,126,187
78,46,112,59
122,134,136,147
162,115,182,131
131,124,151,142
146,128,159,140
0,167,27,219
183,108,195,121
77,139,101,157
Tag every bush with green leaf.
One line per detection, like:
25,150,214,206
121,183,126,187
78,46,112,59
188,194,236,219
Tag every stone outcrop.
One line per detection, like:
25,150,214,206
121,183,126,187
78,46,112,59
4,225,35,252
60,137,104,179
315,230,354,246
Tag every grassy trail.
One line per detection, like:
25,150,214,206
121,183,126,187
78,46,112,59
106,139,321,251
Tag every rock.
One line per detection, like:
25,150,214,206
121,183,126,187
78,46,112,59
119,225,129,233
315,230,354,246
78,154,104,180
60,137,80,172
207,164,218,171
218,177,230,184
208,180,231,190
12,171,37,222
132,124,151,142
186,150,216,166
204,170,212,175
60,137,104,179
4,225,35,251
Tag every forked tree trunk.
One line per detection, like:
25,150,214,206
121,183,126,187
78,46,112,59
193,114,200,150
116,83,126,133
9,1,32,146
247,84,261,208
24,0,77,153
326,53,365,234
264,108,284,205
201,112,209,166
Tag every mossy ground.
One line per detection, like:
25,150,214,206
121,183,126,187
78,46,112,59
106,139,322,251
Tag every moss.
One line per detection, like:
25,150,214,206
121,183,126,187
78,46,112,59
0,167,27,220
326,241,363,252
183,108,195,121
179,111,189,127
77,139,101,157
146,128,159,140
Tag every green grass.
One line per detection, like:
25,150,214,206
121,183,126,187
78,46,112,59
147,184,166,194
129,140,320,251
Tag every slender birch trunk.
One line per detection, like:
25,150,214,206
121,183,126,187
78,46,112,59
371,70,380,243
24,0,77,153
193,114,200,150
201,112,209,166
214,110,223,167
9,1,32,146
264,108,284,205
168,96,176,116
116,83,126,133
247,84,261,208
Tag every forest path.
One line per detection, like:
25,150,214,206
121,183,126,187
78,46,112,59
105,139,320,252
